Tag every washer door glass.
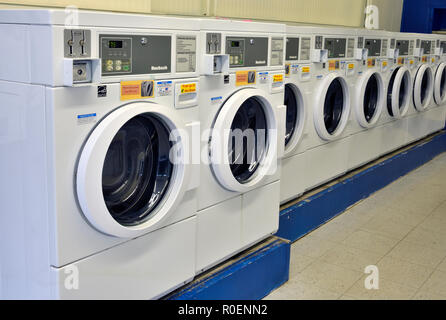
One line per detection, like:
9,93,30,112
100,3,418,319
284,84,298,146
323,78,344,134
229,97,268,183
102,114,173,226
387,67,408,116
419,67,430,105
363,74,379,122
435,64,446,104
440,68,446,98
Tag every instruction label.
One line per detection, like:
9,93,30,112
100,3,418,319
121,80,154,101
236,70,256,86
77,113,97,125
156,80,173,96
258,72,268,84
328,60,339,71
176,35,196,73
180,83,197,93
301,66,310,73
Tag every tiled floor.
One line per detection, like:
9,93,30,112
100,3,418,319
265,152,446,300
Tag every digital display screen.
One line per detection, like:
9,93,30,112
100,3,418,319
109,40,123,49
231,41,240,48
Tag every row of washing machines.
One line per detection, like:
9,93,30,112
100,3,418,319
0,9,445,299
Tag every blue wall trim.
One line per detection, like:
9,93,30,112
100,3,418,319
167,239,290,300
276,131,446,242
401,0,446,33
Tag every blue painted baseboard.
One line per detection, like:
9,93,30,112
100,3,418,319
167,131,446,300
166,238,290,300
276,131,446,242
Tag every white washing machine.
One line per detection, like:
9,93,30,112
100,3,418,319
436,35,446,127
0,9,201,299
297,26,355,191
415,33,446,137
404,33,436,144
377,32,413,155
279,25,313,204
345,29,388,171
195,19,286,273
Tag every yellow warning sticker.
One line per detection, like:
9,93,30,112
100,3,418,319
398,57,404,65
410,59,415,65
301,66,310,73
273,74,284,82
432,57,436,63
328,60,338,71
121,80,154,101
180,83,197,93
236,70,256,86
348,63,355,70
382,61,388,67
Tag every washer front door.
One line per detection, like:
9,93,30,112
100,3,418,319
434,62,446,105
387,66,411,118
283,83,306,156
313,73,351,141
413,64,433,111
355,70,384,128
77,101,190,238
210,88,280,193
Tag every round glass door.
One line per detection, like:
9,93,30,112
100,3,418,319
284,84,298,146
413,64,433,111
363,74,379,122
434,62,446,105
102,114,173,226
387,67,411,118
209,88,278,192
77,102,189,238
228,97,268,183
323,78,344,134
313,74,350,141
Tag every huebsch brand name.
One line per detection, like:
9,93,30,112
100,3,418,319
289,56,298,59
151,65,168,71
255,60,266,64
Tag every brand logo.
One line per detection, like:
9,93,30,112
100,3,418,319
255,60,266,65
151,65,168,71
288,55,298,59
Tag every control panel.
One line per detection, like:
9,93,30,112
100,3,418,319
396,39,409,56
99,34,172,76
286,37,299,61
365,39,382,57
226,37,268,68
420,40,432,54
324,38,347,59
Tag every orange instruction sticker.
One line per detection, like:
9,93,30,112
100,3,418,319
121,80,154,101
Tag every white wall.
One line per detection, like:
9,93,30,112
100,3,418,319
0,0,403,30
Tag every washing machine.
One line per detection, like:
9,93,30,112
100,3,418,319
195,18,286,272
436,34,446,127
296,26,355,191
279,24,313,204
345,28,389,171
404,33,437,143
377,32,413,155
417,33,446,136
0,9,201,299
